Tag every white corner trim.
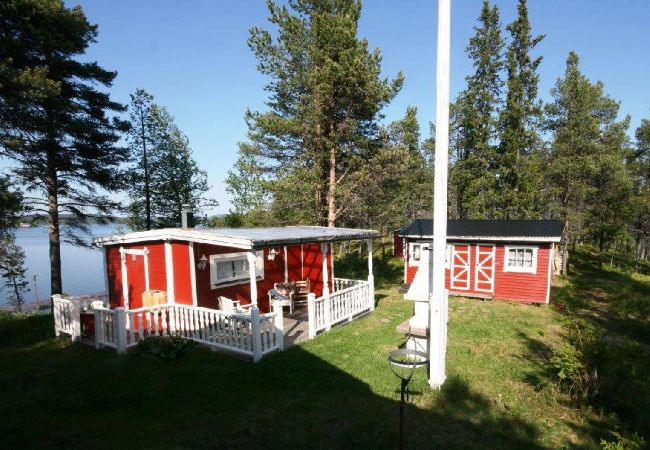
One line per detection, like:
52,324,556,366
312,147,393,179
283,245,288,282
503,245,538,274
120,247,129,309
189,243,198,307
165,242,175,303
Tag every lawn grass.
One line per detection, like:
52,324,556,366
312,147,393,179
0,251,647,448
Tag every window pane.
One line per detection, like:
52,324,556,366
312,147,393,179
524,249,533,267
413,245,420,261
508,249,516,266
217,261,232,279
233,259,247,278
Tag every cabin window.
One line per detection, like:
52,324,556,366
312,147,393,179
210,251,264,287
409,243,423,266
504,246,537,274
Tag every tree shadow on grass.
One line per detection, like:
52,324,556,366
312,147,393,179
0,339,545,449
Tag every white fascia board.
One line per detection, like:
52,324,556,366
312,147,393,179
400,234,560,243
94,230,253,249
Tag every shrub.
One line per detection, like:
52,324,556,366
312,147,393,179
600,431,646,450
0,311,54,348
133,335,195,361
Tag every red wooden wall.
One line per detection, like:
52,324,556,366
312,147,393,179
104,240,335,313
393,231,404,257
403,238,552,303
105,243,167,308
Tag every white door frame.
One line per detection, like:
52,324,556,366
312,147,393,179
450,244,470,290
119,247,150,310
474,244,496,293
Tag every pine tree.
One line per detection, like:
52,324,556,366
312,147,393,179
0,236,30,312
450,0,504,219
127,89,156,230
632,116,650,260
497,0,545,218
225,143,269,217
246,0,403,226
0,0,129,295
0,177,24,237
546,51,626,273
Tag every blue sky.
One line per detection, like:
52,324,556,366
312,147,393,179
69,0,650,214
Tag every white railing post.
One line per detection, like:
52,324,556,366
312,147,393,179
272,301,284,351
115,307,127,354
251,306,262,362
307,293,316,339
321,243,331,331
52,294,62,336
91,300,104,349
71,298,81,342
367,239,375,311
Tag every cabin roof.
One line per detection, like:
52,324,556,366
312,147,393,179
398,219,563,242
94,225,379,249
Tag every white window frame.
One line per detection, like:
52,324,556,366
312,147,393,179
209,250,264,288
503,245,538,274
409,242,424,267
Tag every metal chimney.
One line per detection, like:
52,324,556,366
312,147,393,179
181,204,194,228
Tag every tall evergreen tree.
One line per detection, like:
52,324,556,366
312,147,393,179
632,116,650,260
496,0,545,218
0,236,29,312
0,177,24,237
546,51,626,273
126,89,156,230
127,105,215,229
225,143,269,217
450,0,504,218
0,0,129,295
246,0,403,226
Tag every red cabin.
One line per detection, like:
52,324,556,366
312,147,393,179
95,226,377,313
396,219,563,304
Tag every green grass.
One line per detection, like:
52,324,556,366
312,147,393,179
0,251,648,448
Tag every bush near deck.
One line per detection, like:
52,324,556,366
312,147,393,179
0,250,648,448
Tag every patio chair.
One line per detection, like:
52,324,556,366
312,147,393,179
269,287,294,315
292,279,311,309
218,296,252,314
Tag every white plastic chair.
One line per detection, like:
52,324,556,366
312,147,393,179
218,296,252,314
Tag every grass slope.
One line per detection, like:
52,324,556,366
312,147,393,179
0,251,647,449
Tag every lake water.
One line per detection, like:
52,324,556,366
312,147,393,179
5,225,117,307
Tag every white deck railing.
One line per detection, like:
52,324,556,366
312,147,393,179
53,294,283,362
308,278,373,338
53,293,108,340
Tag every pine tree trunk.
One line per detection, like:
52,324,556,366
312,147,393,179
327,146,336,228
12,277,21,312
46,145,63,298
561,219,570,276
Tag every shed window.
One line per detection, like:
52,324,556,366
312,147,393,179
504,246,538,274
210,251,264,287
409,243,424,266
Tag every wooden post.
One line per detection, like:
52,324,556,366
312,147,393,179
247,251,258,307
321,243,331,331
71,298,81,342
429,0,450,388
307,293,316,339
115,307,127,355
272,301,284,351
283,246,288,282
367,239,375,311
251,306,262,362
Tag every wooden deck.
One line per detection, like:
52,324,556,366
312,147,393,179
282,308,310,347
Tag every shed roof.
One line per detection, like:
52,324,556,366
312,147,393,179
94,225,379,249
398,219,562,242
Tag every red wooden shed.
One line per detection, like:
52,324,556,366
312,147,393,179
396,219,563,304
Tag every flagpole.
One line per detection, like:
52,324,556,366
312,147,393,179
429,0,450,388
